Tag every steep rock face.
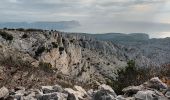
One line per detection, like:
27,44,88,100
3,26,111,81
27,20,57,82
67,32,170,67
64,33,160,68
0,30,127,83
0,29,170,85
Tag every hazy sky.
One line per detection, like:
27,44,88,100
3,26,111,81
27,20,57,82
1,0,170,38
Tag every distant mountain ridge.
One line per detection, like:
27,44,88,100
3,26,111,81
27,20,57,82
0,20,80,30
66,32,150,42
92,33,150,42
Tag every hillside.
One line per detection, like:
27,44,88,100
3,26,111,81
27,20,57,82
66,32,170,66
0,29,170,100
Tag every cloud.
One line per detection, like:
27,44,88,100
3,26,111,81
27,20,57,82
0,0,170,38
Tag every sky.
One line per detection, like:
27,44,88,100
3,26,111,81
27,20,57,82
1,0,170,38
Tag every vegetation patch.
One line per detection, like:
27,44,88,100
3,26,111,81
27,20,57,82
0,56,32,69
106,60,155,94
25,28,43,32
16,28,25,31
0,31,13,41
52,42,58,48
22,34,29,38
59,47,64,52
35,46,46,56
39,62,52,72
70,39,75,43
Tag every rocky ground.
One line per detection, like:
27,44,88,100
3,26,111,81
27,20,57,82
0,77,169,100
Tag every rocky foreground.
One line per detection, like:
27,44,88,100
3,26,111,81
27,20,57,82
0,77,169,100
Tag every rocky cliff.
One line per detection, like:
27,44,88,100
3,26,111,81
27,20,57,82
0,29,128,87
0,29,170,100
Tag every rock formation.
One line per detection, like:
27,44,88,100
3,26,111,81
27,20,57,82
0,29,170,100
0,77,169,100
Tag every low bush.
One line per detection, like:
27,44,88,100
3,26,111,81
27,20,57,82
52,42,58,48
107,60,154,94
39,62,52,72
22,34,28,38
0,31,13,41
35,46,46,56
59,47,64,52
16,28,25,31
25,28,43,32
0,56,32,69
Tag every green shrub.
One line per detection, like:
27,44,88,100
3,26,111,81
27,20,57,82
22,34,28,38
3,27,7,30
59,47,64,52
39,62,52,72
107,60,149,94
70,39,75,43
0,31,13,41
35,46,46,56
0,56,32,69
16,28,25,31
7,28,15,31
25,28,43,32
52,42,58,48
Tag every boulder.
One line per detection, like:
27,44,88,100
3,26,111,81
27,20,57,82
165,90,170,99
64,88,80,100
37,92,67,100
122,85,144,96
73,85,87,96
135,90,162,100
87,89,94,97
64,87,90,100
41,86,53,94
41,84,63,94
23,92,37,100
143,77,168,90
14,86,25,91
14,89,25,97
115,95,135,100
115,95,126,100
92,84,117,100
0,86,9,99
53,84,64,92
93,91,115,100
98,84,117,97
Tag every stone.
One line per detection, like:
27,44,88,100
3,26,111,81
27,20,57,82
53,84,64,92
92,84,117,100
92,91,115,100
116,95,135,100
116,95,126,100
14,86,25,91
144,77,168,90
38,92,67,100
73,85,87,96
14,89,25,96
0,86,9,99
165,90,170,98
41,85,64,94
98,84,117,97
135,90,159,100
41,86,53,94
87,89,94,97
64,87,88,100
122,85,144,96
64,88,79,100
